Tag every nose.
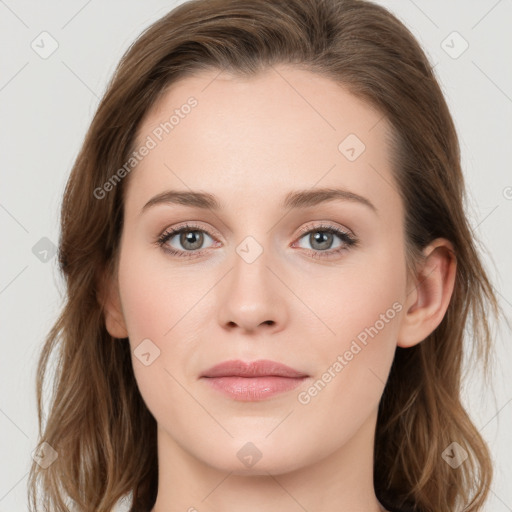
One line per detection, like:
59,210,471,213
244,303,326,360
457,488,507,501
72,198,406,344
216,243,288,334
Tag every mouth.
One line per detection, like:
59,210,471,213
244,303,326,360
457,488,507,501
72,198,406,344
200,359,309,401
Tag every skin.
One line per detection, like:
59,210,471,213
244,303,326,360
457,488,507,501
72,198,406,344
103,65,456,512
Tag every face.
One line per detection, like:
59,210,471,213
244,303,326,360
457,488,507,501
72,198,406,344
111,65,410,475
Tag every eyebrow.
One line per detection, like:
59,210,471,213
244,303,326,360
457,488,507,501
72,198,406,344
141,187,378,215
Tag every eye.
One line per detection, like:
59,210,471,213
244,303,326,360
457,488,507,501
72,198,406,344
156,221,358,260
156,222,218,257
293,223,358,258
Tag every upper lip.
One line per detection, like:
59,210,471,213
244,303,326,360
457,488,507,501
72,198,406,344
200,359,308,378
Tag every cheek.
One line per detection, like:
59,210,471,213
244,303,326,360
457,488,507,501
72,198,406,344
317,240,406,347
304,246,406,406
116,244,203,426
117,238,197,343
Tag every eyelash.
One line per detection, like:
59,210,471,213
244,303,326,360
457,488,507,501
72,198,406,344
155,222,358,260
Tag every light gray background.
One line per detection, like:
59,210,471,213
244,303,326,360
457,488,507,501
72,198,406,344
0,1,511,511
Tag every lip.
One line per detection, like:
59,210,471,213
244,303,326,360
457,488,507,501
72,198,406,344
200,359,309,401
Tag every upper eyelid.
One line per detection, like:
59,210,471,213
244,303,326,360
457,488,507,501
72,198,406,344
161,222,220,239
296,221,354,237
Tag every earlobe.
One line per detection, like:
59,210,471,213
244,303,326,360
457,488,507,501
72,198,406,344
98,271,129,339
397,239,457,348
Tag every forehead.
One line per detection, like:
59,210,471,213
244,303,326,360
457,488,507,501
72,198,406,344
127,65,401,217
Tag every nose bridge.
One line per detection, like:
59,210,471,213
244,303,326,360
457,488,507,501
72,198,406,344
230,232,275,303
216,232,287,331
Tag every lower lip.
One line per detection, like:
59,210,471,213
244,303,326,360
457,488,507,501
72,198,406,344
201,376,308,401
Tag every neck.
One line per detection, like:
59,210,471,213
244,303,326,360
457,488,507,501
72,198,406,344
151,409,386,512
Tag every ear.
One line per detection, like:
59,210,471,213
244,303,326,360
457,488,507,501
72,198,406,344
397,238,457,348
97,269,128,339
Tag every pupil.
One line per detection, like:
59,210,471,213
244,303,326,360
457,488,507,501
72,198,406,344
181,231,203,250
312,231,332,250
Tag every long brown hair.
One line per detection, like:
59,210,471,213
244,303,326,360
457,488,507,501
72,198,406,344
28,0,500,511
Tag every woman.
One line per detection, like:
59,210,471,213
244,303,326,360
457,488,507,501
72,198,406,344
28,0,500,511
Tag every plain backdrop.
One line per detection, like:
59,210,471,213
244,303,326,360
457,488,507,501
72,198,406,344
0,1,511,510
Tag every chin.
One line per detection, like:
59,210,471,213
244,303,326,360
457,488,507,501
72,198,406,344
199,439,313,476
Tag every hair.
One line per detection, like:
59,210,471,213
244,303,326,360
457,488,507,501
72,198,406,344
28,0,501,511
